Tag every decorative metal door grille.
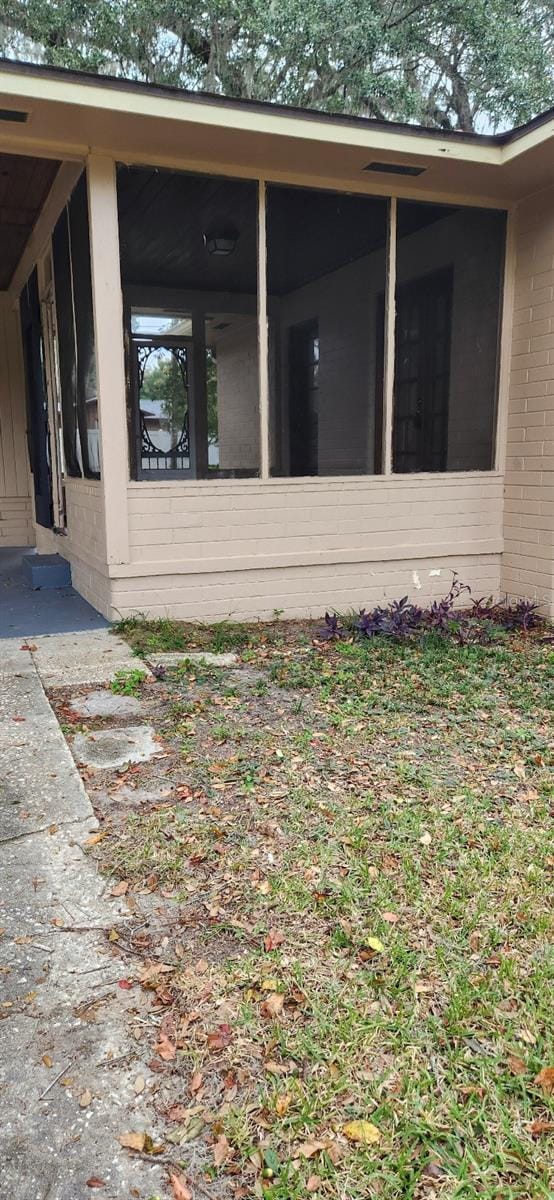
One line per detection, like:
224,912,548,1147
134,340,191,474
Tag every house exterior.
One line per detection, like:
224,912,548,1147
0,59,552,622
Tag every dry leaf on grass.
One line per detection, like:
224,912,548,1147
507,1054,527,1076
264,929,284,952
207,1023,233,1051
275,1092,292,1116
528,1119,554,1135
261,992,285,1018
297,1140,328,1159
213,1133,233,1166
342,1119,382,1146
534,1066,554,1093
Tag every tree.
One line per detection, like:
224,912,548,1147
1,1,552,131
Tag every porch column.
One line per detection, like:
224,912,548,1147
86,154,129,564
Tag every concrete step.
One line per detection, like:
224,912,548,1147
22,553,71,590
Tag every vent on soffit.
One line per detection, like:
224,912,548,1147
0,108,29,123
364,160,426,176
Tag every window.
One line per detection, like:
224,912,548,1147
394,201,506,472
267,184,388,476
117,166,260,479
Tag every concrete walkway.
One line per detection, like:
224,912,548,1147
0,546,108,639
0,635,161,1199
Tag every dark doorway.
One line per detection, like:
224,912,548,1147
20,269,53,528
393,267,453,473
288,320,319,476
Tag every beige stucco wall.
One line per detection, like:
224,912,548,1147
0,293,33,546
501,185,554,615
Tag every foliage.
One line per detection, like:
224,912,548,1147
318,575,543,644
1,1,553,131
110,666,147,696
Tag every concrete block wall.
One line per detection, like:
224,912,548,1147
502,186,554,615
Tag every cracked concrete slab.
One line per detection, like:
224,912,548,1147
0,642,164,1199
71,725,159,769
28,629,151,687
149,649,239,668
69,690,144,718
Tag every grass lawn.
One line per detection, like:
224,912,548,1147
81,618,553,1198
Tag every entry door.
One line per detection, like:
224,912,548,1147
288,319,319,476
20,269,53,529
393,268,453,473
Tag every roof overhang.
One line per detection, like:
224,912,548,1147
0,60,552,207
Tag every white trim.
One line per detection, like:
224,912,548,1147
383,197,397,474
86,154,130,564
257,179,269,479
495,209,516,474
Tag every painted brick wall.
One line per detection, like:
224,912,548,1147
501,186,554,615
0,294,33,546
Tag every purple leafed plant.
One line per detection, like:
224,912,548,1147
319,573,543,647
318,611,344,641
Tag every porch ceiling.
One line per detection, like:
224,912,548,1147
0,152,59,287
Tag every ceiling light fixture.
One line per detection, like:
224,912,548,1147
203,229,238,256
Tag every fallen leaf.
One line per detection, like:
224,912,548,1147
84,832,108,847
507,1054,527,1076
79,1089,93,1108
264,929,284,952
419,831,432,846
207,1023,233,1051
86,1179,106,1189
342,1119,381,1146
118,979,133,990
111,880,129,896
134,1075,145,1094
42,1054,53,1068
307,1176,321,1193
155,1031,176,1061
168,1171,192,1200
261,992,285,1018
534,1066,554,1094
365,936,385,954
528,1119,554,1135
275,1092,292,1116
189,1071,203,1094
297,1140,327,1159
108,928,119,943
118,1131,145,1152
213,1133,232,1167
381,912,399,924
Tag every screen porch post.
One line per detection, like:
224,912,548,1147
86,153,130,565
